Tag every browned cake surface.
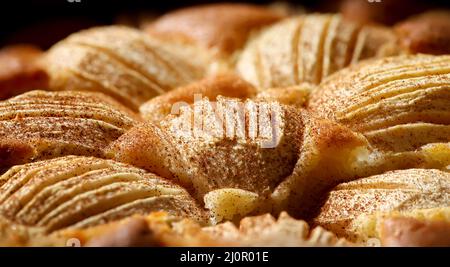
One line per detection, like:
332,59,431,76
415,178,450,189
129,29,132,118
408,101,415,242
64,212,352,247
202,212,351,247
0,45,48,100
1,211,352,247
395,10,450,55
254,84,314,107
380,217,450,247
146,3,284,57
140,74,258,122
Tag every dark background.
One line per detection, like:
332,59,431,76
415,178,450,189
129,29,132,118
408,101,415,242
0,0,449,48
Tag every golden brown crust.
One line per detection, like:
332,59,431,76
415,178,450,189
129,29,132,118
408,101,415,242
0,156,206,233
380,217,450,247
236,14,399,88
395,10,450,55
57,212,351,247
0,215,62,246
43,26,214,111
3,211,352,247
313,169,450,242
0,90,140,169
203,212,351,247
85,216,168,247
82,212,220,247
105,122,179,182
0,45,48,100
140,74,257,122
108,97,369,218
266,2,305,17
145,3,284,57
0,139,35,170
